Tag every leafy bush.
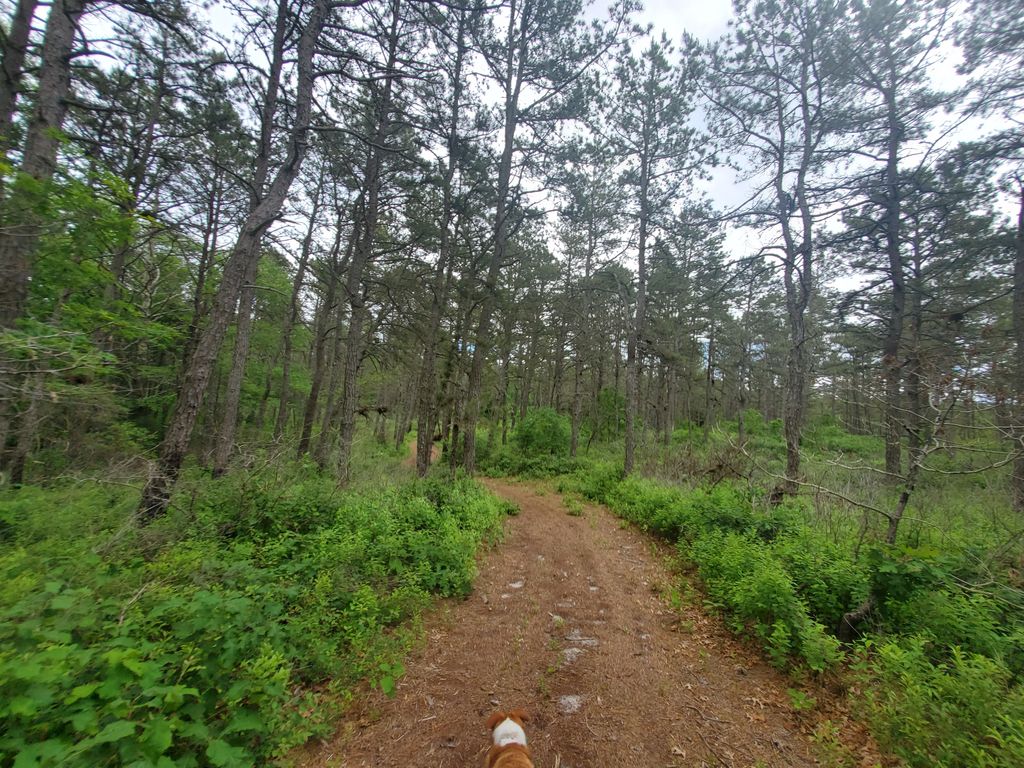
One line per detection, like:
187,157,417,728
574,461,622,502
477,409,584,479
804,423,881,458
482,450,582,479
881,587,1018,668
513,408,570,457
690,530,842,671
0,469,504,766
772,532,869,630
862,637,1024,768
603,478,763,542
605,477,686,536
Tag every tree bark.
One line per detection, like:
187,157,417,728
136,0,329,522
0,0,86,327
570,353,584,457
254,349,279,430
414,8,467,476
0,0,40,150
1013,181,1024,513
312,277,351,466
777,33,816,496
624,122,651,477
299,210,349,459
882,85,905,478
334,0,401,485
274,166,325,441
462,0,529,475
703,317,716,442
7,371,43,485
211,257,259,477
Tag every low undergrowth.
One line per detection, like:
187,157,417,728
0,465,507,766
480,409,584,479
560,460,1024,768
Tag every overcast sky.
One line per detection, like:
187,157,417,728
608,0,764,259
638,0,735,41
602,0,988,268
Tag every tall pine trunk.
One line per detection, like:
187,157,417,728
0,0,40,151
0,0,85,327
415,9,466,476
462,0,526,475
334,0,400,485
1013,182,1024,513
623,152,650,476
211,258,259,477
299,212,349,458
137,0,328,522
882,88,905,478
274,169,324,441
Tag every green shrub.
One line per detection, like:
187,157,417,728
482,449,581,479
513,408,570,457
772,532,870,630
574,462,622,502
882,588,1015,667
670,422,701,444
862,637,1024,767
605,478,686,536
689,530,842,671
0,470,505,766
804,423,880,458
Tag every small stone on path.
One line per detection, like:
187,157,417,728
557,695,584,714
561,648,586,664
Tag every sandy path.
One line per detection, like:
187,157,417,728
295,477,832,767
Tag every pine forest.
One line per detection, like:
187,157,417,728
1,0,1023,765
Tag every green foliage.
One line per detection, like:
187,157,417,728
481,412,581,478
577,466,848,671
563,495,584,516
787,688,817,712
880,583,1022,670
513,408,570,457
573,461,622,501
591,388,625,441
559,453,1024,765
1,166,190,479
482,450,582,479
0,469,505,766
690,530,842,671
803,421,881,458
862,638,1024,768
772,532,870,629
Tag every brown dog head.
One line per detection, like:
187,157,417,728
486,709,530,732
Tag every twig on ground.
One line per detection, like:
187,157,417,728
683,703,732,725
697,728,731,767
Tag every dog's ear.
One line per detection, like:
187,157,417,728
508,708,530,724
485,711,506,731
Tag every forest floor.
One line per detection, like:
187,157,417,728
295,466,879,768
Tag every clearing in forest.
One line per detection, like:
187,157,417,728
297,478,866,767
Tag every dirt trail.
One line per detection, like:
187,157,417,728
297,476,842,767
